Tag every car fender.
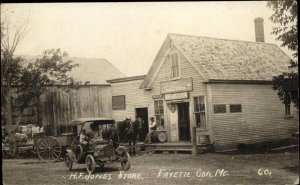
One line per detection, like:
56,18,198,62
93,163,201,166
65,149,76,161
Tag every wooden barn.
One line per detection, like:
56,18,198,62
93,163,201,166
8,57,124,136
107,20,298,151
38,85,112,135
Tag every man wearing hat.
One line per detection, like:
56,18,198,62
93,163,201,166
144,117,157,144
124,117,133,136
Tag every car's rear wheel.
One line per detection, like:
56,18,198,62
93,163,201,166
120,152,131,171
86,154,96,174
65,153,73,171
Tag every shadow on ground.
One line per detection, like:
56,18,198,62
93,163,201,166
282,165,299,174
70,166,119,173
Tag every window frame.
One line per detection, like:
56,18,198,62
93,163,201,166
213,104,226,114
285,104,291,115
229,104,242,113
284,103,294,119
193,96,206,129
112,95,126,110
154,99,165,129
169,52,180,79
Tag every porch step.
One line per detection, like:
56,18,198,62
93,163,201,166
154,148,193,154
144,143,214,154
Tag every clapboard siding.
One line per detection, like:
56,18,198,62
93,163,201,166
210,83,299,150
111,80,153,121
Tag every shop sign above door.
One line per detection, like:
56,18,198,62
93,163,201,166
165,92,189,101
152,94,163,99
160,77,193,94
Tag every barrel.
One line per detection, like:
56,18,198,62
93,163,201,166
152,131,167,143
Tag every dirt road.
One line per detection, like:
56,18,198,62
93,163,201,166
3,152,299,185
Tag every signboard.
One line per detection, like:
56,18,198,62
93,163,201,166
152,94,163,99
165,92,189,101
160,77,193,94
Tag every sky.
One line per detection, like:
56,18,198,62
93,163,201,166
1,2,294,77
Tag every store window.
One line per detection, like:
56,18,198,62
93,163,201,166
230,104,242,113
194,96,206,128
214,104,226,113
154,100,164,129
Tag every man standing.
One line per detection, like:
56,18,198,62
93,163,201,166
144,117,157,144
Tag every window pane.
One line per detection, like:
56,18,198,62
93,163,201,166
155,115,165,129
174,53,179,66
171,55,175,66
195,113,206,128
174,67,179,77
200,112,206,128
199,96,205,112
214,104,226,113
200,103,205,112
159,106,164,114
159,100,164,114
194,97,199,112
154,100,164,114
171,53,179,78
171,67,175,78
154,101,158,114
230,104,242,113
160,115,164,128
112,95,126,110
285,104,291,115
195,113,201,127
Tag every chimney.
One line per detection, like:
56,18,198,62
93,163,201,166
254,17,265,42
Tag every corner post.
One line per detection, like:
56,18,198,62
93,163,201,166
192,126,197,156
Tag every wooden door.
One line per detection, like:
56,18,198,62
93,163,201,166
178,102,190,141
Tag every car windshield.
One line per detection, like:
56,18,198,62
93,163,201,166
81,121,115,140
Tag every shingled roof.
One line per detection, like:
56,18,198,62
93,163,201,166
67,57,125,84
141,33,292,89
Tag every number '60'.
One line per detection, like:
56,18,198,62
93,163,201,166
258,168,272,175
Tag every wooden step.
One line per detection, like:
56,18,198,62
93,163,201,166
154,148,193,154
154,148,193,152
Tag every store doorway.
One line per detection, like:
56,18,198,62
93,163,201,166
135,107,149,142
178,102,190,141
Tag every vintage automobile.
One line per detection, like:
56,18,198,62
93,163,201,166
64,118,131,174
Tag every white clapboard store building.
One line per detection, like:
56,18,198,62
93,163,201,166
107,18,299,151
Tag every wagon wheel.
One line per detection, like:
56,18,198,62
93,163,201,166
120,152,131,171
86,154,96,174
36,136,62,162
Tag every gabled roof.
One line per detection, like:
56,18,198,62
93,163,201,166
141,33,293,89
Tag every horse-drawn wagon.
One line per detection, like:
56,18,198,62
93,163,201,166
3,117,132,173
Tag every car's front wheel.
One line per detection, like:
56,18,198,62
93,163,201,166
120,152,131,171
86,154,96,174
65,153,73,171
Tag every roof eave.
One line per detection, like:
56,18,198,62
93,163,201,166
205,79,272,84
106,75,146,84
